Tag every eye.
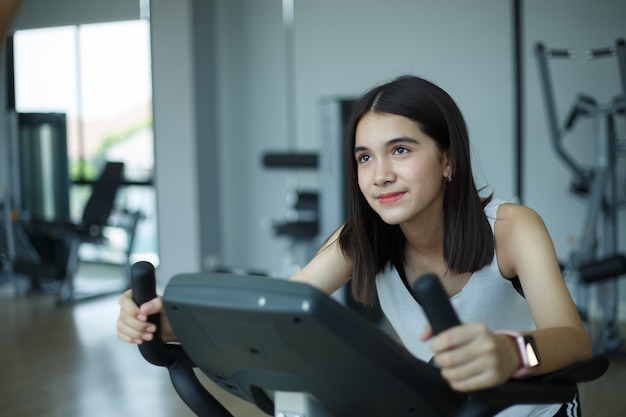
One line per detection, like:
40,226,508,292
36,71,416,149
356,153,372,163
393,146,409,155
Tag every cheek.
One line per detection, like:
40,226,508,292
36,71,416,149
407,157,441,181
397,164,423,182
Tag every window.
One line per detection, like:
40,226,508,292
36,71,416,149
13,19,158,265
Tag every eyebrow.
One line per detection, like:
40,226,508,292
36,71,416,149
353,137,419,155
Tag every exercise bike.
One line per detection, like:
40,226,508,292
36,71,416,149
130,261,608,417
535,38,626,356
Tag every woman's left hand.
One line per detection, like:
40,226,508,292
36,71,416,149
422,322,520,392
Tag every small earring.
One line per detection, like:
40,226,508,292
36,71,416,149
447,174,453,183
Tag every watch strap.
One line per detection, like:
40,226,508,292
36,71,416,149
496,330,535,378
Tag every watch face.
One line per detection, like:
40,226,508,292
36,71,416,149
524,336,540,367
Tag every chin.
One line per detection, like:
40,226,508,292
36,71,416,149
371,204,409,225
376,214,404,226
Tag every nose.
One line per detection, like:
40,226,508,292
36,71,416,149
373,158,394,186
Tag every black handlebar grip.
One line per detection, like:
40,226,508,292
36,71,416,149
412,273,461,335
586,47,614,59
130,260,161,339
130,261,179,367
579,255,626,283
131,260,158,307
550,49,576,59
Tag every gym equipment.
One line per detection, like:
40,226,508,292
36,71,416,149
262,152,320,277
16,113,71,223
131,261,608,417
9,161,142,303
535,38,626,355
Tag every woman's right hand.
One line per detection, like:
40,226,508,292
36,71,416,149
116,289,176,344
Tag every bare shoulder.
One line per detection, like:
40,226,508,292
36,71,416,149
493,202,554,277
494,202,546,233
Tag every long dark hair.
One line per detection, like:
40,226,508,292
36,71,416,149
338,75,494,305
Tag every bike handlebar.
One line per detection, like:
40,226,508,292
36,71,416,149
412,273,461,334
131,261,181,367
130,261,234,417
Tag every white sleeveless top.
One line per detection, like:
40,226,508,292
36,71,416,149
375,199,561,417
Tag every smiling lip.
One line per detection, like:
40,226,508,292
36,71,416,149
377,192,405,204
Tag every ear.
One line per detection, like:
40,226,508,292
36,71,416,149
442,150,453,179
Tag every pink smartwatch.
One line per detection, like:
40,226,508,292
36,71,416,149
497,330,540,378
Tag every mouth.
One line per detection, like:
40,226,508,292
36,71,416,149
377,192,405,205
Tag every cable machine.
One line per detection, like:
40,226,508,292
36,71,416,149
535,38,626,356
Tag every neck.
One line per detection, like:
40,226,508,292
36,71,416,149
399,203,445,255
399,203,447,282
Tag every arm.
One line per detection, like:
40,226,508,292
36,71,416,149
426,203,592,392
495,203,592,373
289,226,353,294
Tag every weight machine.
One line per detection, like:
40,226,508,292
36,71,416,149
535,38,626,355
130,261,608,417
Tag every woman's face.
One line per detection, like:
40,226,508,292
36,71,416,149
354,112,451,226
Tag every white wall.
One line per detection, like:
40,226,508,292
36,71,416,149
214,0,290,275
149,0,203,284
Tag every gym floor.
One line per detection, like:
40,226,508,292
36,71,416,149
1,264,625,417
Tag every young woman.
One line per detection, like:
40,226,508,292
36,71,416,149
117,75,591,417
